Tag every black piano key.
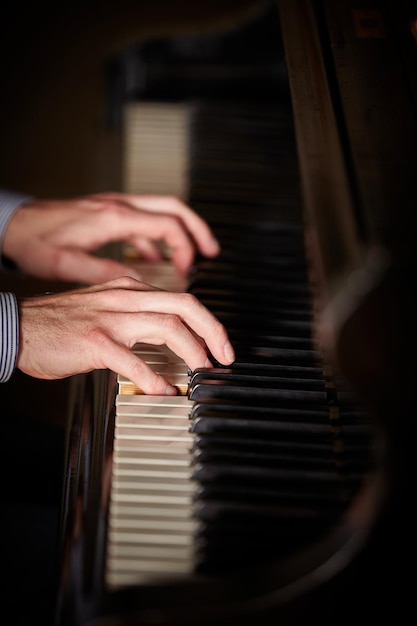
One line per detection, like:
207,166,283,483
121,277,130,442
189,367,326,389
190,416,334,441
190,414,373,468
192,256,307,273
212,226,304,242
192,498,336,524
188,268,308,287
211,314,313,336
190,401,331,423
206,340,322,366
190,287,312,308
194,298,313,320
189,407,331,428
192,480,345,507
192,461,343,489
189,278,311,298
219,361,323,375
223,332,313,347
192,434,334,457
194,520,325,545
191,445,336,470
226,345,321,365
189,380,327,403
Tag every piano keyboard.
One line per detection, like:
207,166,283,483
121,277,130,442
105,98,374,590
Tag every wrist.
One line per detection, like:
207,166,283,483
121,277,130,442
0,191,33,271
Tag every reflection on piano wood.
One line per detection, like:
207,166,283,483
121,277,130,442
55,1,416,624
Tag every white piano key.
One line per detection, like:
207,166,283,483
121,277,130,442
108,517,196,533
112,466,191,482
131,343,183,357
110,492,191,506
114,456,190,468
115,422,191,435
115,405,190,418
107,544,193,560
114,437,191,448
106,563,194,582
119,372,189,384
107,531,193,546
116,412,189,425
124,359,188,368
113,457,190,470
118,368,188,384
116,421,189,433
109,503,192,520
112,448,190,465
116,395,191,408
112,478,193,492
115,435,190,449
118,373,189,395
113,453,190,465
107,556,194,573
114,434,192,444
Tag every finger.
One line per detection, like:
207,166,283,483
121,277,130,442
97,338,177,395
130,195,221,258
100,290,235,366
66,204,196,275
127,215,195,275
102,310,214,372
131,237,164,262
92,192,220,258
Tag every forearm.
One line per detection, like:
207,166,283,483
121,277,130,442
0,292,19,382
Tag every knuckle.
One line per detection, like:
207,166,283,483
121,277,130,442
214,318,227,335
164,194,179,207
128,358,147,381
86,327,110,351
160,213,180,230
108,275,139,289
96,200,129,221
177,291,198,309
146,374,166,395
162,313,183,332
169,195,186,211
129,361,163,394
48,248,70,279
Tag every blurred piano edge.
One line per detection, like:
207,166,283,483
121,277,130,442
31,0,416,624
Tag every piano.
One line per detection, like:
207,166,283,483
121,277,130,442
54,1,417,624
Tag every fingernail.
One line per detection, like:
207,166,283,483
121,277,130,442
224,340,235,363
212,238,221,253
165,384,177,396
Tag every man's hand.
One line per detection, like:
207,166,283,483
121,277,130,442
17,277,235,395
2,192,220,284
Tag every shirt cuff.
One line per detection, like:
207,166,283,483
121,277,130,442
0,189,32,271
0,292,19,382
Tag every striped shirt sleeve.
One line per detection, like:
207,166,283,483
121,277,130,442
0,292,19,382
0,188,32,271
0,190,30,382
